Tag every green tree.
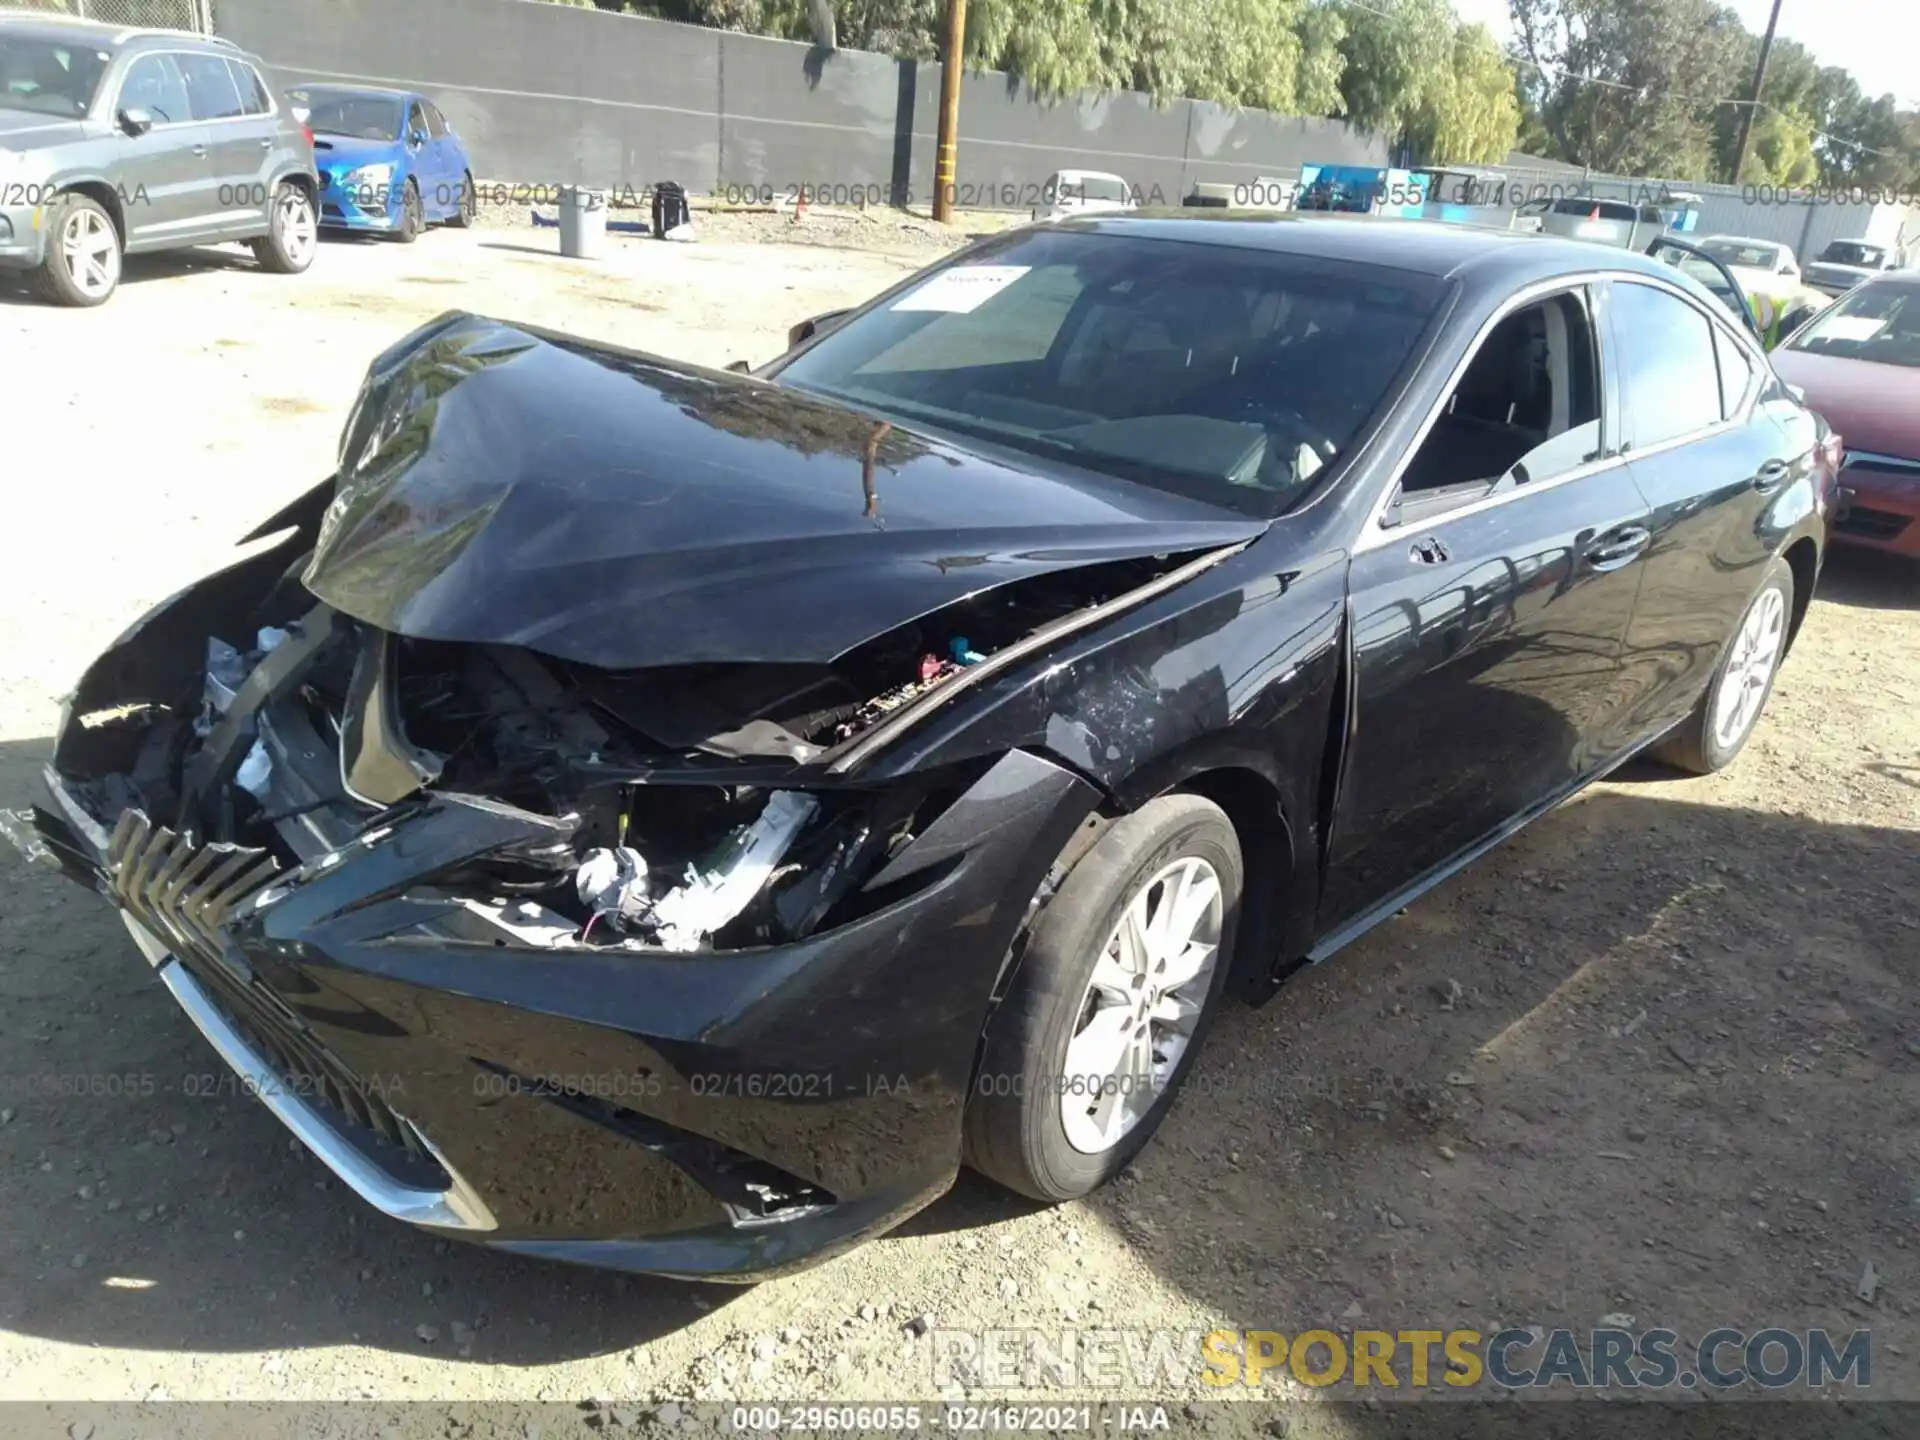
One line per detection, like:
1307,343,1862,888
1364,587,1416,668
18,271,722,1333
1510,0,1748,179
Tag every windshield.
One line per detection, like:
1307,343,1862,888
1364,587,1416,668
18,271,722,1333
292,88,402,141
0,35,110,118
773,229,1447,517
1703,239,1781,270
1781,278,1920,367
1817,241,1886,268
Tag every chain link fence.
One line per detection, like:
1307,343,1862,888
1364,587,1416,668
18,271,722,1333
5,0,212,31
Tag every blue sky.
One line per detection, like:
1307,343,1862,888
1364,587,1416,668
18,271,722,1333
1450,0,1920,111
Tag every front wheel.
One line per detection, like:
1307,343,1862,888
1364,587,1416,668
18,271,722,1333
34,192,121,306
395,179,423,243
963,793,1242,1202
1653,555,1794,774
250,181,317,274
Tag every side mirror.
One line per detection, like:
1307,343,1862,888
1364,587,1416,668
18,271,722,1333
787,308,851,350
725,359,751,374
408,129,427,148
118,107,153,137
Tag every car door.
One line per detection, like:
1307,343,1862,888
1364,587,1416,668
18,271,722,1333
221,57,283,228
1606,277,1816,742
401,99,439,215
106,52,217,249
422,101,462,215
1318,282,1655,939
175,51,263,234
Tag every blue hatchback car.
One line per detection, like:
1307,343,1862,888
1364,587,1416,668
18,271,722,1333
288,84,475,241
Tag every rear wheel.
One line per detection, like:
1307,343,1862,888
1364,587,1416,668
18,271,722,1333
34,192,121,306
250,181,317,274
447,171,476,228
1653,556,1793,774
963,793,1242,1202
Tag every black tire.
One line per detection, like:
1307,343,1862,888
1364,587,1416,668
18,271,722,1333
447,171,476,228
1652,555,1794,775
249,180,317,275
963,793,1243,1202
33,191,120,307
395,179,423,243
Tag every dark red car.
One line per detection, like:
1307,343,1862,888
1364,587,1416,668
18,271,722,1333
1771,274,1920,559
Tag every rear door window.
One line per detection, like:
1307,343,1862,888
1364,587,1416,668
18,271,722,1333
1611,282,1726,448
1711,325,1755,419
424,102,449,138
177,52,244,121
227,59,271,116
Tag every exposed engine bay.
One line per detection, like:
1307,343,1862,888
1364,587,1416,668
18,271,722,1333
59,544,1204,957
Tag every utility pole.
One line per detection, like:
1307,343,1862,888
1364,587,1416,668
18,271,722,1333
932,0,967,223
1730,0,1784,185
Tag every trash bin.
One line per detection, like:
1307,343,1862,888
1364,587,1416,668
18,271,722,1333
558,185,606,259
652,181,689,239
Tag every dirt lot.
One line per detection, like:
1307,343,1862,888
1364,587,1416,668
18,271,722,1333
0,207,1916,1428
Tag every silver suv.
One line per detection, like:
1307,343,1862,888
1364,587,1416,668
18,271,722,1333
0,12,317,306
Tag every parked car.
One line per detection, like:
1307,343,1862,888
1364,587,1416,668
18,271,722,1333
1805,238,1909,296
1697,234,1802,304
1032,168,1135,221
1515,195,1673,249
288,83,473,241
0,13,316,306
1647,233,1828,347
1770,273,1920,559
17,215,1835,1279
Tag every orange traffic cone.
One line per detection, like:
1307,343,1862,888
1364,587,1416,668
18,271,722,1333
793,186,807,224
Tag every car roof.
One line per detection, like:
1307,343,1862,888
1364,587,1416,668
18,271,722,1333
1058,211,1697,286
293,82,414,100
1702,235,1780,248
0,12,240,51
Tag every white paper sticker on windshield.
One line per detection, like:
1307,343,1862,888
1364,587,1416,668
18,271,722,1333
1817,316,1888,342
891,265,1030,314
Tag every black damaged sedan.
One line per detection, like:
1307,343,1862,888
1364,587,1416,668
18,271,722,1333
21,214,1837,1279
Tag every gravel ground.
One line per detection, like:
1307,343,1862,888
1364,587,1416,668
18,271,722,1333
0,210,1916,1429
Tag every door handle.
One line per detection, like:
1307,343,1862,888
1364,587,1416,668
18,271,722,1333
1585,525,1651,572
1408,535,1450,566
191,143,207,157
260,138,273,150
1753,459,1790,492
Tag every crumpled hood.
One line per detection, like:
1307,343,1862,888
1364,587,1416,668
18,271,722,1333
303,313,1267,669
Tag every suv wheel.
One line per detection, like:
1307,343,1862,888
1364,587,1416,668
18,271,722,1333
251,181,317,274
963,793,1242,1202
35,193,121,307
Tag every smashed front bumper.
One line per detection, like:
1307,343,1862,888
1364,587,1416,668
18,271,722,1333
23,555,1096,1279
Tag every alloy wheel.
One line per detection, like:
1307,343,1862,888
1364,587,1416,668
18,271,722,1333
278,190,317,267
1059,856,1222,1155
62,208,119,299
1712,585,1786,751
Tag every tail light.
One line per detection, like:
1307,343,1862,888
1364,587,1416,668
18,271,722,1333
302,123,314,148
1818,432,1844,473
